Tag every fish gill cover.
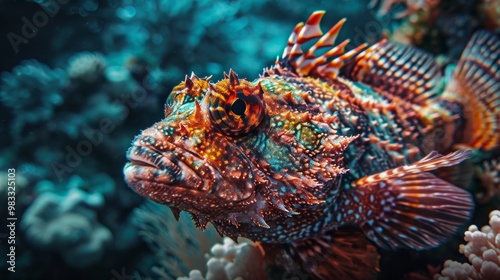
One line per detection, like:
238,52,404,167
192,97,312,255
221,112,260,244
0,0,499,280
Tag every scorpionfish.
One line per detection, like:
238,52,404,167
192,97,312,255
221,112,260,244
124,11,500,279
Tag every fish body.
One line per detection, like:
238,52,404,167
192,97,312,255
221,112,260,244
124,11,500,279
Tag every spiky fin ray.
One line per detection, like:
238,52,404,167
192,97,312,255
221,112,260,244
281,11,366,79
361,173,473,250
441,30,500,150
342,40,442,105
296,11,324,43
338,150,474,250
353,149,472,187
282,22,304,59
286,230,379,280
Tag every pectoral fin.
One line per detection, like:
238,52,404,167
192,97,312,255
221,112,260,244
338,150,474,250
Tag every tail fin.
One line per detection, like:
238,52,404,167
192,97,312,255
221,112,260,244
441,31,500,150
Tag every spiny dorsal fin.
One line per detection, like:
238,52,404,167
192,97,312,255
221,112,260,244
441,30,500,150
281,11,366,79
342,40,442,105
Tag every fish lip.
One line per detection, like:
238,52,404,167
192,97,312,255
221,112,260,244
123,145,247,213
124,144,184,185
129,157,158,169
124,140,219,192
127,146,161,169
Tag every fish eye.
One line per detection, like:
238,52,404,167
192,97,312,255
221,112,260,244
231,98,246,116
207,72,265,136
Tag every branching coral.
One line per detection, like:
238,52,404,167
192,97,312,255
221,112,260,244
178,237,267,280
133,202,222,280
434,210,500,279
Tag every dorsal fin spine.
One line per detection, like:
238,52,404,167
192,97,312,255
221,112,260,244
296,10,324,44
280,11,366,79
282,22,304,59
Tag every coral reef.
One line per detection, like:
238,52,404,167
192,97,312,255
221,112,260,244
434,210,500,279
20,186,111,268
14,173,141,277
0,47,160,187
67,52,107,84
0,60,67,137
133,202,223,279
178,237,267,280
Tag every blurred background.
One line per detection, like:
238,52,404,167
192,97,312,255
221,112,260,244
0,0,498,279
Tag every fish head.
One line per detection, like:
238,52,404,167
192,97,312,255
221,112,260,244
124,69,354,231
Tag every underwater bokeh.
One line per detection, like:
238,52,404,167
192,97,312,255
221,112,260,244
0,0,499,279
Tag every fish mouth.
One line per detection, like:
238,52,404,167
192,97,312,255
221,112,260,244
124,135,254,208
124,144,210,193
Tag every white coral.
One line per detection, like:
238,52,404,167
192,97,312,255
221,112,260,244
178,237,267,280
434,210,500,280
67,52,107,84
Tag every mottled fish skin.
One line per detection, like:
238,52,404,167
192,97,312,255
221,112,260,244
124,10,500,275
